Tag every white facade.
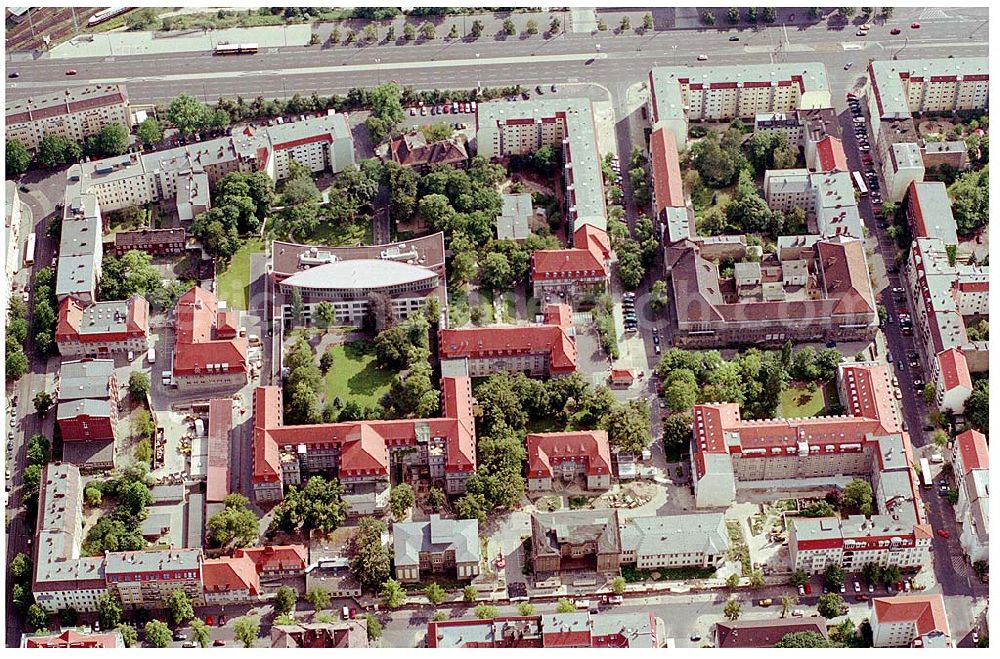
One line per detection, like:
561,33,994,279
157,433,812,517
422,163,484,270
6,84,130,151
4,181,22,282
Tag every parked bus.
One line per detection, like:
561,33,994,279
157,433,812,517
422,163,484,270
214,43,259,55
87,7,131,27
919,458,933,489
852,171,869,196
23,232,36,267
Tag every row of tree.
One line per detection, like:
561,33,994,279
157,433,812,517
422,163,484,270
191,170,274,260
6,297,29,381
29,265,59,356
6,123,132,176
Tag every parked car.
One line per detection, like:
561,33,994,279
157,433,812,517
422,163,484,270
844,62,854,70
854,581,861,593
729,36,740,41
890,28,902,35
797,584,805,596
65,69,77,75
911,22,921,29
937,529,950,538
697,54,709,61
213,640,226,647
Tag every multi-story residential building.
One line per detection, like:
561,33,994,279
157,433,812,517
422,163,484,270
21,629,125,648
619,513,728,570
206,398,233,507
667,234,877,347
202,554,261,604
235,545,308,579
392,514,480,583
438,307,577,377
4,181,23,283
252,377,477,503
866,58,988,121
933,347,973,413
714,619,829,648
885,140,926,203
56,358,118,443
32,463,108,613
477,98,606,235
648,63,832,145
112,227,186,257
55,295,149,358
525,430,612,492
754,107,841,172
531,510,622,575
496,192,534,241
920,140,969,171
906,181,959,248
953,429,989,563
763,169,863,239
384,131,469,171
271,233,447,329
427,611,662,648
649,127,685,232
271,621,369,648
55,193,103,304
530,225,612,300
105,549,204,606
813,135,849,173
171,287,248,392
5,84,130,151
870,595,951,647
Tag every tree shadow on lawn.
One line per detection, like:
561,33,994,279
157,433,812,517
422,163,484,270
342,340,395,400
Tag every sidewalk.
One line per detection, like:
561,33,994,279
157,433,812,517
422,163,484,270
49,23,312,58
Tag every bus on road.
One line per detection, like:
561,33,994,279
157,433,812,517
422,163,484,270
23,232,36,267
919,458,933,489
852,171,869,196
214,43,259,55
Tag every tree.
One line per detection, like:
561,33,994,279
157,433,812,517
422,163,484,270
306,587,331,611
556,598,576,614
727,7,740,23
503,17,516,35
190,619,211,648
128,371,151,401
273,586,298,616
470,19,484,38
427,487,445,513
382,578,406,609
724,598,742,620
842,479,874,515
10,552,33,584
165,589,194,627
965,379,988,433
118,624,138,648
315,301,336,329
611,576,627,595
549,17,560,33
526,18,539,34
365,614,382,641
602,400,651,454
282,173,320,206
862,562,883,588
6,138,30,176
7,350,28,381
763,7,777,23
824,564,845,589
389,483,416,519
463,585,478,603
98,594,123,630
480,251,515,291
234,616,260,648
144,620,172,648
750,570,765,588
818,593,847,618
364,24,378,42
746,7,759,22
789,570,809,587
701,11,716,25
664,370,699,413
403,23,416,41
37,133,79,168
882,565,902,587
691,133,737,188
808,7,824,19
643,12,654,29
837,8,857,18
780,594,798,618
518,602,536,616
726,573,741,589
426,582,447,605
33,390,53,414
350,517,391,591
268,475,346,534
620,16,631,31
26,434,50,466
99,250,163,301
92,123,129,157
136,117,164,148
167,93,209,136
421,22,435,40
776,631,834,648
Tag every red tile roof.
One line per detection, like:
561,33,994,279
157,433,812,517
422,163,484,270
649,127,685,213
531,247,607,281
610,368,634,384
542,303,573,328
573,225,611,261
526,430,612,479
439,325,577,373
252,386,283,483
207,398,233,503
816,136,849,173
840,363,901,434
173,287,248,377
202,555,260,596
936,348,972,393
873,595,950,638
236,545,308,573
955,429,988,475
23,630,123,648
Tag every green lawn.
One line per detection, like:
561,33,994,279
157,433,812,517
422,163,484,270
215,238,264,311
447,285,470,327
780,383,827,418
301,217,372,247
322,340,394,409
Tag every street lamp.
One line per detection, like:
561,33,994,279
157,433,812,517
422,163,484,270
375,58,381,85
476,53,481,92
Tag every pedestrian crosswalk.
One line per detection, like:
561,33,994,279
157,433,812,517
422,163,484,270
918,8,950,20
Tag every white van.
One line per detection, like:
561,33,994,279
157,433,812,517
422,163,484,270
147,347,156,364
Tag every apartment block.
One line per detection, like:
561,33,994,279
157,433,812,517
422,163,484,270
393,515,480,583
667,234,877,347
271,621,369,648
619,513,728,570
112,227,186,257
438,308,577,377
715,619,828,648
21,629,125,648
427,611,661,648
252,377,477,503
56,359,118,443
753,107,840,172
105,549,203,606
906,181,959,248
870,595,951,647
763,169,864,239
171,287,248,392
525,430,612,492
235,545,308,578
202,554,261,604
476,98,606,235
5,84,129,151
953,429,989,563
55,193,103,304
271,233,447,329
530,225,611,300
648,63,832,145
55,295,149,358
531,510,623,575
866,58,988,121
933,347,973,413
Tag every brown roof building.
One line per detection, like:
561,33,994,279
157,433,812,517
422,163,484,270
714,618,828,648
271,621,369,648
112,228,186,257
667,234,877,347
386,132,468,170
531,509,622,575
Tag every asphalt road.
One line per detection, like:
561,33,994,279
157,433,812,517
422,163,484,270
5,11,988,105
